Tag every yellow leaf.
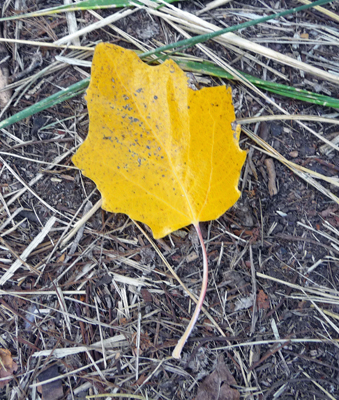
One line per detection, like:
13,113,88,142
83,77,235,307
73,43,246,239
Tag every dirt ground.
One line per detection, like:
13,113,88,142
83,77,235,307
1,0,339,399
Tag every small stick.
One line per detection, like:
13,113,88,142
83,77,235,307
249,246,257,334
172,222,208,359
264,158,278,196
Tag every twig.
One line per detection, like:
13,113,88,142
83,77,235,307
9,52,42,82
136,305,141,381
249,246,257,334
94,296,107,369
248,340,291,372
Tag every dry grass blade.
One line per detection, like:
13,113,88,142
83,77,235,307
55,285,73,337
144,0,339,85
238,115,339,126
0,289,85,295
0,217,56,285
60,199,102,247
300,368,336,400
196,0,233,15
257,273,339,298
298,0,339,23
242,127,339,200
0,149,74,214
32,335,128,358
63,0,80,46
54,8,137,45
143,3,339,152
0,37,93,51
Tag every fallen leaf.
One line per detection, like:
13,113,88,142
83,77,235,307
73,44,246,358
196,355,240,400
73,43,246,239
257,289,270,310
0,348,18,388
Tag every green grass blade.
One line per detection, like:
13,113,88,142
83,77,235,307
1,0,336,130
176,58,339,108
140,0,334,58
0,0,179,21
2,56,339,132
0,79,89,130
256,86,339,108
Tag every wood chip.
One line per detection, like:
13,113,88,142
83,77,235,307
264,158,278,196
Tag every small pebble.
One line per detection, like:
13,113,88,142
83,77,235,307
289,151,298,158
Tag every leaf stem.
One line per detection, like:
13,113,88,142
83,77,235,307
172,222,208,359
